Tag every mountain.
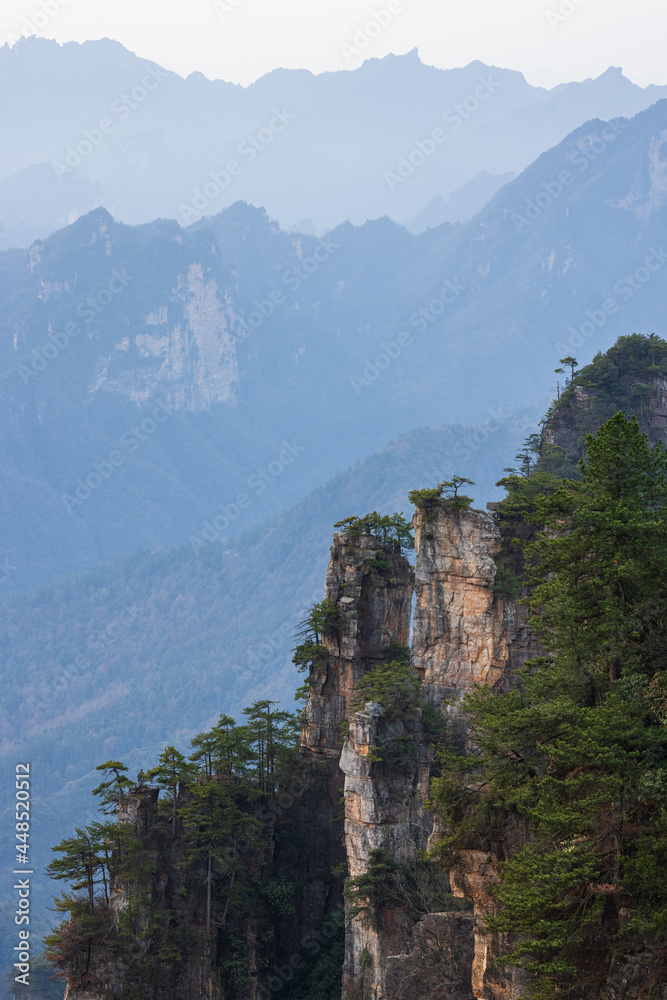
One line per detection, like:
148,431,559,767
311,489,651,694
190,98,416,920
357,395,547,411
31,334,667,1000
2,101,667,593
0,417,529,967
405,170,515,233
2,40,667,243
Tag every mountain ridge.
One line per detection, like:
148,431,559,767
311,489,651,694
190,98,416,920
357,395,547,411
2,39,667,244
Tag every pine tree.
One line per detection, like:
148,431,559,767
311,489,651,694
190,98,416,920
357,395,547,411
91,760,133,814
146,746,196,838
433,412,667,999
242,700,300,795
47,828,104,913
529,411,667,686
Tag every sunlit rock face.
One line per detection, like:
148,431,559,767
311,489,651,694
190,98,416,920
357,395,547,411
338,505,539,1000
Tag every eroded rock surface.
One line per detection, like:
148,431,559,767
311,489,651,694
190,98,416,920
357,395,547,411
301,531,414,754
412,503,532,703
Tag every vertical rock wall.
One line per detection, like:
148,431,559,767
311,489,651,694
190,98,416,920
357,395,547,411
338,505,538,1000
297,531,414,997
411,504,537,1000
411,503,531,703
301,531,414,755
340,702,434,999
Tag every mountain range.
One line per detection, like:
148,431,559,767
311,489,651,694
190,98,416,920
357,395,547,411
3,39,667,245
2,45,667,978
2,99,667,594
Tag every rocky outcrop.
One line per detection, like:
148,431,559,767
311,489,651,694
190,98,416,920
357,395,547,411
340,702,434,999
93,260,239,410
60,513,540,1000
289,531,415,999
301,531,414,754
543,372,667,455
338,505,539,1000
412,504,508,703
412,502,537,705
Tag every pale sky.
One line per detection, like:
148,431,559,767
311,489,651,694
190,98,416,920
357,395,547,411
1,0,664,89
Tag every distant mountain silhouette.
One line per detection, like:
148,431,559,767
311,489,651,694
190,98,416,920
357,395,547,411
2,40,667,244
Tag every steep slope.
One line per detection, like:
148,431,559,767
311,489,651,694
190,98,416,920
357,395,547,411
11,336,667,998
3,100,667,592
0,419,526,965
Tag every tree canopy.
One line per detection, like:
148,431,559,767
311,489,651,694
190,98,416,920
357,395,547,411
433,412,667,999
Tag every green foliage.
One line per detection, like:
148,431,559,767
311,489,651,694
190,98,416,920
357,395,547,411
91,760,134,814
345,849,462,924
333,511,414,552
505,433,542,478
409,476,476,509
46,697,303,993
433,411,667,998
367,552,392,576
292,598,344,699
242,700,301,795
352,654,420,721
295,599,343,646
493,567,521,601
348,646,422,770
528,412,667,683
280,909,346,1000
146,745,197,837
554,355,579,385
263,877,296,915
344,849,403,919
407,485,444,504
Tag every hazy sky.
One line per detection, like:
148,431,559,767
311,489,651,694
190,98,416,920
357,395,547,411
1,0,664,88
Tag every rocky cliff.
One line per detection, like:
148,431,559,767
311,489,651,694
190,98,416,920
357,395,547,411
336,503,539,1000
58,511,531,1000
301,531,414,755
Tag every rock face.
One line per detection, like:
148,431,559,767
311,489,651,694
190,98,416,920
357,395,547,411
338,505,539,1000
291,532,414,992
93,259,239,410
301,531,414,754
340,702,434,999
413,504,513,702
